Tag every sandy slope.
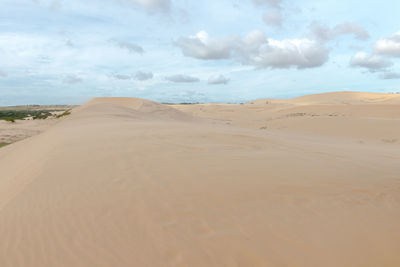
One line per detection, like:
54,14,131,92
0,106,73,144
0,119,60,144
175,91,400,143
0,92,399,266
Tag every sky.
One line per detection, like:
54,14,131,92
0,0,399,105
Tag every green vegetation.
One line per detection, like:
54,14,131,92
0,143,9,148
0,109,71,122
56,109,71,118
0,110,55,122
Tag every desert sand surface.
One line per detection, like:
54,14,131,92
0,106,74,144
0,91,399,266
0,119,60,144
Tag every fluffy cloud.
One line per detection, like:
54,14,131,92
350,31,400,76
175,31,233,60
208,74,230,85
350,52,392,72
310,21,370,42
111,39,144,54
334,22,370,40
379,72,400,79
309,22,333,42
134,71,153,81
63,74,83,84
241,31,329,69
176,30,329,69
374,31,400,57
165,74,200,83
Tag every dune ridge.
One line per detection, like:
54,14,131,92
0,92,399,266
251,91,400,105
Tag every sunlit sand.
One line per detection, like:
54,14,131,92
0,92,399,266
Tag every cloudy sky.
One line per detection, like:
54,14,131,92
0,0,399,105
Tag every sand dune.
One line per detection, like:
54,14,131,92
175,92,400,143
0,93,400,266
251,91,400,105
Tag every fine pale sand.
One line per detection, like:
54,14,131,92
0,106,73,144
0,118,60,144
0,92,399,266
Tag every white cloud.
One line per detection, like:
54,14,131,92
0,32,149,80
33,0,171,13
262,12,283,27
111,72,153,81
350,31,400,77
334,22,370,40
63,74,83,84
113,74,132,80
241,32,329,69
111,39,144,54
175,31,234,60
350,52,392,72
50,0,62,10
122,0,171,13
0,70,7,78
309,22,333,42
380,72,400,79
252,0,284,27
208,74,230,85
134,71,153,81
252,0,282,8
374,31,400,57
165,74,200,83
309,21,370,42
176,30,329,69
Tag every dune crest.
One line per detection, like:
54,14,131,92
250,91,400,105
76,97,195,122
0,93,399,267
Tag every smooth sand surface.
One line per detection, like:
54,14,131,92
0,107,73,144
0,92,399,266
0,119,59,144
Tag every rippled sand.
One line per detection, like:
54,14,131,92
0,92,399,266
